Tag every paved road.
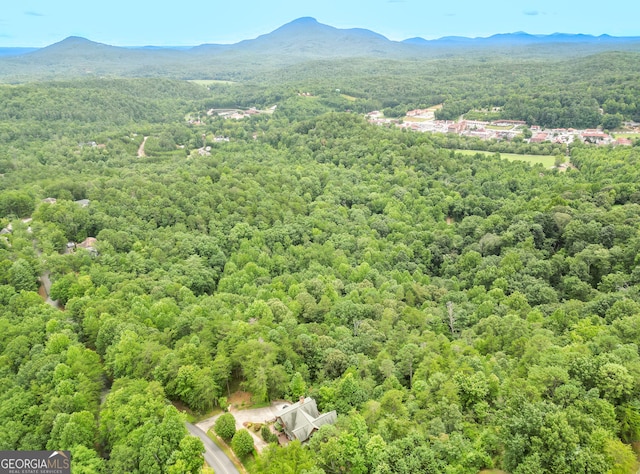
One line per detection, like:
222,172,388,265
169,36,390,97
185,422,239,474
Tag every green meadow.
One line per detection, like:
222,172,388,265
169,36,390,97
454,149,559,168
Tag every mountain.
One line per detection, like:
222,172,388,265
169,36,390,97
32,36,112,54
25,36,134,64
1,18,640,81
402,31,640,47
26,36,186,61
2,36,188,79
191,17,401,58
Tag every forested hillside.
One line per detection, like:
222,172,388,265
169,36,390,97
1,77,640,473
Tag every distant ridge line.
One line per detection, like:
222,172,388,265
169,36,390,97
4,17,640,51
1,17,639,81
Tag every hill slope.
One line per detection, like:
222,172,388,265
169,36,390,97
1,18,640,81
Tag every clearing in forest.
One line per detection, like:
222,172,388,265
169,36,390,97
454,149,558,168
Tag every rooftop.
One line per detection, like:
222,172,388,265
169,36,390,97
274,397,337,442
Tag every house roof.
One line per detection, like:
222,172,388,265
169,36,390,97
275,397,337,442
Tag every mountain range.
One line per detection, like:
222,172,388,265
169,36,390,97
1,17,639,81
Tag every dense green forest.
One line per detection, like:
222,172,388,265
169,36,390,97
199,51,640,129
1,70,640,474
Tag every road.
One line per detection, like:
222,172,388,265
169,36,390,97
137,136,148,157
185,422,239,474
38,267,62,309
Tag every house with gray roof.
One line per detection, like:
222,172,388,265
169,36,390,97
274,397,337,443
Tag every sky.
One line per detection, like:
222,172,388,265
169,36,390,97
1,0,639,47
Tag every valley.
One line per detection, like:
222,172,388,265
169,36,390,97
1,16,640,474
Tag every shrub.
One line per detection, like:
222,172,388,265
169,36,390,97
214,413,236,441
231,429,254,458
261,425,278,443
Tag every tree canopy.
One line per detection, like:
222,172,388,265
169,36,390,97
1,67,640,473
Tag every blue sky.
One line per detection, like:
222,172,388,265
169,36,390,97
2,0,639,47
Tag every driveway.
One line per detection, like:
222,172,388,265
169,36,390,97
196,402,285,453
39,270,61,309
185,422,239,474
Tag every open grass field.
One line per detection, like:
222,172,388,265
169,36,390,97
454,149,559,168
404,117,431,122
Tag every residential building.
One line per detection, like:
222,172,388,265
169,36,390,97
275,397,337,443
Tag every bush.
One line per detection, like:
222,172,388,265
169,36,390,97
231,429,254,458
214,413,236,441
261,425,278,443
